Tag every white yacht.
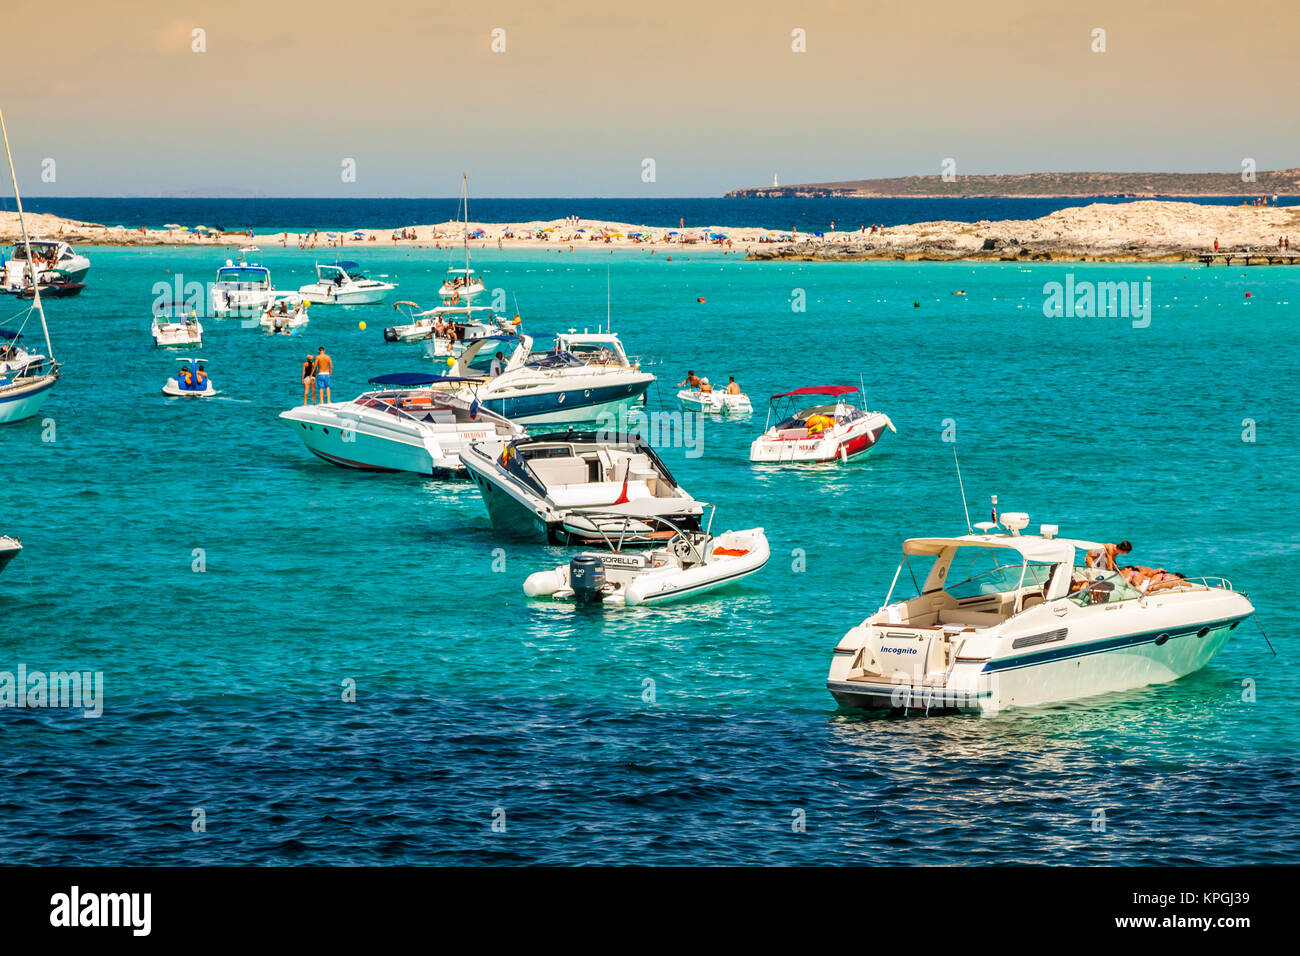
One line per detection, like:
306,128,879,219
279,373,522,476
3,238,90,292
0,535,21,574
298,261,395,305
460,430,704,545
827,508,1256,714
0,108,60,425
210,262,277,317
439,332,653,425
151,309,203,347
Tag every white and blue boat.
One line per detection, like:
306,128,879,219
441,332,653,425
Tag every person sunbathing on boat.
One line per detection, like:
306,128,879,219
1120,565,1186,594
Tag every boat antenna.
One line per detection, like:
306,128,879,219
953,445,972,533
0,107,53,362
606,264,611,333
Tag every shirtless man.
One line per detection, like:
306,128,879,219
315,347,333,403
677,369,703,389
726,376,741,395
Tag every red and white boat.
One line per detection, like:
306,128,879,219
748,386,894,463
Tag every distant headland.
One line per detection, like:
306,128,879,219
726,169,1300,199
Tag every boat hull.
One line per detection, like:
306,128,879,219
0,374,57,424
477,379,650,425
750,419,889,463
281,413,435,475
298,284,392,305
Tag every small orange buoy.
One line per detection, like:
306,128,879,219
1245,291,1252,298
697,297,705,303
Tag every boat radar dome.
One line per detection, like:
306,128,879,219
1040,524,1059,539
1001,512,1030,534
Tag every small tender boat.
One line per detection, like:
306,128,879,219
279,372,522,476
298,261,395,305
0,329,49,378
162,357,216,397
260,294,309,334
151,309,203,347
210,262,277,317
461,430,703,545
749,385,894,463
15,276,85,298
827,507,1257,714
439,267,485,304
3,238,90,291
524,510,768,606
0,535,21,574
677,378,753,416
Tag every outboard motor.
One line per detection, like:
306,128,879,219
569,554,606,604
382,326,400,342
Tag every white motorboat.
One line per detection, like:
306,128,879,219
0,109,60,425
0,535,21,574
524,510,768,606
298,261,395,305
439,332,653,425
279,372,522,476
749,385,894,463
3,237,90,292
678,379,753,416
151,309,203,347
162,357,216,398
260,294,309,334
460,430,704,545
827,508,1256,715
383,301,512,347
210,262,277,317
438,174,485,303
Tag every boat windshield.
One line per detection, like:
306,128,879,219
10,242,59,260
945,558,1055,600
217,267,270,286
1067,568,1144,606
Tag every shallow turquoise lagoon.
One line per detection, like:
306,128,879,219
1,245,1295,864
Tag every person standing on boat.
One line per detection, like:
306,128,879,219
1086,540,1131,571
490,351,506,377
677,370,703,389
301,354,316,404
315,347,333,404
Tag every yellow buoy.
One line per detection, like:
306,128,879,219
358,320,366,330
446,356,455,367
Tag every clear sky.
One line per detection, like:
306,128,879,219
6,0,1298,196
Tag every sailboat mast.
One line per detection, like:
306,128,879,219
0,107,54,362
462,172,469,274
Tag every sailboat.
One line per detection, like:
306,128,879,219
0,106,60,425
438,173,485,304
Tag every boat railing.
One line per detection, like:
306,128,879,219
574,505,714,559
1179,576,1234,591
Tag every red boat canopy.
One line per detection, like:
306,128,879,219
770,385,859,399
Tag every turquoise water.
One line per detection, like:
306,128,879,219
2,244,1296,864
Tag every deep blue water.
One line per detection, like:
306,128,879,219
15,195,1300,234
1,244,1296,864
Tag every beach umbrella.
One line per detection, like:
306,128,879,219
163,223,181,229
352,230,365,237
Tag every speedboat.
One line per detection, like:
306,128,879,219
151,308,203,347
15,276,85,298
298,261,395,305
826,508,1256,715
210,262,277,317
678,379,753,416
162,357,216,397
0,535,21,573
749,385,894,463
278,372,522,476
3,238,90,291
523,508,768,606
383,301,512,347
260,294,309,334
460,430,704,545
439,332,653,425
